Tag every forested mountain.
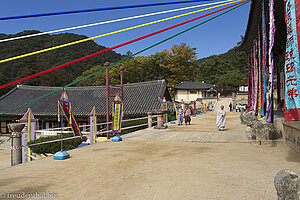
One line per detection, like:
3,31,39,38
0,30,247,97
195,48,248,94
0,30,123,95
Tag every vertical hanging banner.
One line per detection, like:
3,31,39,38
232,92,235,110
58,90,82,137
284,0,300,121
112,93,123,133
257,29,262,119
267,0,275,123
89,107,97,144
251,47,255,110
247,55,252,111
162,97,168,122
173,103,178,119
261,1,267,117
19,108,36,163
253,41,259,114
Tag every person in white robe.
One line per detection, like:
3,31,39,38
177,107,184,126
216,105,226,131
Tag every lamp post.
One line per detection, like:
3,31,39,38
8,123,25,166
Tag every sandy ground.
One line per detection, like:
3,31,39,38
0,136,10,170
123,111,250,142
0,141,300,200
0,149,10,170
0,98,299,199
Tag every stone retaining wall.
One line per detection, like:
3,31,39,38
283,121,300,153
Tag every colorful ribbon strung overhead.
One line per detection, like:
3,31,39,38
0,1,250,115
0,0,242,64
0,0,219,21
0,0,247,90
0,0,237,43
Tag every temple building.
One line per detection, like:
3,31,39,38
172,81,217,103
239,0,287,123
239,0,300,152
0,80,171,134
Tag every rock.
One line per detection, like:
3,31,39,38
245,126,252,133
258,116,267,124
242,111,258,126
251,121,282,140
274,169,300,200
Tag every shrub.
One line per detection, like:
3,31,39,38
28,133,87,155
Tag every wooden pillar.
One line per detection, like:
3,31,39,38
105,62,110,138
120,66,124,101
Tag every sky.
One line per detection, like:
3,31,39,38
0,0,251,59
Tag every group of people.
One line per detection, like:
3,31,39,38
229,102,247,112
176,104,226,131
177,107,192,126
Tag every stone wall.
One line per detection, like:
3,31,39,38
240,111,282,140
283,121,300,153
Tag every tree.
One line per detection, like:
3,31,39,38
76,43,199,89
195,48,247,94
157,43,198,88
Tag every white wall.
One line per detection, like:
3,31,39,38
175,89,207,102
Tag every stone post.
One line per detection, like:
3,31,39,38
156,111,167,129
8,123,25,166
147,112,153,128
157,114,163,128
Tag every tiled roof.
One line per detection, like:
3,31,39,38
172,82,215,90
0,80,170,116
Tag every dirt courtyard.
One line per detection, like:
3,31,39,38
1,101,300,199
0,140,300,200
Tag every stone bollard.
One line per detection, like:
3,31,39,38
8,123,25,166
147,112,153,128
157,115,163,129
274,169,300,199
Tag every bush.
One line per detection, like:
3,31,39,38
28,133,87,155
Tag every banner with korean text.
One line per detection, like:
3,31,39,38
284,0,300,121
112,94,123,133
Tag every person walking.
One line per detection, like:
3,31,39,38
229,102,232,112
184,107,192,125
177,107,184,126
216,105,226,131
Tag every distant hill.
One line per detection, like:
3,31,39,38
0,30,123,95
195,48,248,94
195,57,207,65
